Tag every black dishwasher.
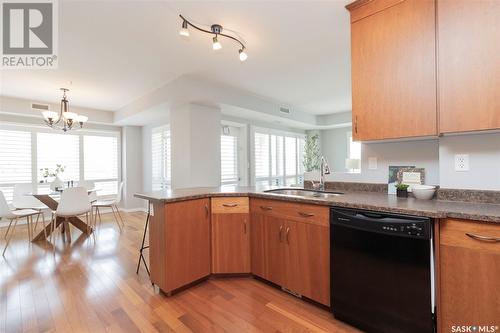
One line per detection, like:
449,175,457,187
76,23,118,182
330,208,435,333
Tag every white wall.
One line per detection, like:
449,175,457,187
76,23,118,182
121,126,144,210
320,127,351,172
170,103,221,189
439,132,500,190
308,138,440,186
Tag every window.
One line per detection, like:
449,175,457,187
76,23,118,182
37,132,80,182
347,132,361,173
220,134,239,185
84,135,119,195
253,128,305,188
0,130,32,201
152,127,171,191
0,124,120,202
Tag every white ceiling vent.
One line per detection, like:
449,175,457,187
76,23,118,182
31,102,50,111
279,106,291,115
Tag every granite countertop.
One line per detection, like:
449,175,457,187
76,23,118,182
134,186,500,223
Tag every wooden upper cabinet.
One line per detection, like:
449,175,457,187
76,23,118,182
438,219,500,332
348,0,437,141
438,0,500,133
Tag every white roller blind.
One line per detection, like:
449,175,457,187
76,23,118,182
152,127,171,191
37,132,80,182
0,129,32,201
221,135,238,184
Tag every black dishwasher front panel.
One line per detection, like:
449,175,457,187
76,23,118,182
331,208,434,333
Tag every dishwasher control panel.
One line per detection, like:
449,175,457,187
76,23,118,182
331,208,432,240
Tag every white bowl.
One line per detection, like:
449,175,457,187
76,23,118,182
412,185,436,200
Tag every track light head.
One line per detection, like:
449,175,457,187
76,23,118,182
239,48,248,61
179,20,189,37
212,36,222,50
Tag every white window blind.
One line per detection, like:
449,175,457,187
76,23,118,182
221,135,239,184
152,127,171,191
37,132,80,182
254,132,270,179
0,130,32,201
253,129,305,187
84,135,119,195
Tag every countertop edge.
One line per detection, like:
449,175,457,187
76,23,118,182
134,191,500,223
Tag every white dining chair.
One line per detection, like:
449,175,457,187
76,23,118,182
77,180,98,203
1,191,44,256
51,187,92,246
92,181,124,231
13,183,47,235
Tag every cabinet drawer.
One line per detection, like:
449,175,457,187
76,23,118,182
250,198,329,227
440,219,500,254
211,197,249,214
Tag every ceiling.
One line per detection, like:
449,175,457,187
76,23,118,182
0,0,352,115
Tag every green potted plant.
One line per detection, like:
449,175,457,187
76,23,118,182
303,134,320,172
395,183,410,198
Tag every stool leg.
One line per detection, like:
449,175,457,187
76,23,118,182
136,207,151,277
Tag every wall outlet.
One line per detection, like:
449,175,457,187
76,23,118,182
455,154,470,171
368,157,378,170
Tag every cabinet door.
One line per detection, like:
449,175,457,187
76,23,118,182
250,212,267,279
438,0,500,133
211,213,250,273
350,0,437,141
439,219,500,331
284,221,330,306
164,198,211,292
264,216,286,287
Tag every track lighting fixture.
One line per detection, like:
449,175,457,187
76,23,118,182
179,14,248,62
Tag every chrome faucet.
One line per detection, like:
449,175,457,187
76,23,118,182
313,156,331,191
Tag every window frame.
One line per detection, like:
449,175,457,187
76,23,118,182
220,127,240,186
0,122,121,201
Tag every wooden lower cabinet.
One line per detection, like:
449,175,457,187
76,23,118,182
250,199,330,306
211,213,250,273
150,198,211,293
438,219,500,332
211,197,250,274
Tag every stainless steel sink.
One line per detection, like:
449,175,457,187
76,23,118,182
264,188,343,198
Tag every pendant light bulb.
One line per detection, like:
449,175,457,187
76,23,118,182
179,20,189,37
239,48,248,61
212,35,222,50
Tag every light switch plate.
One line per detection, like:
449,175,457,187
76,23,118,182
368,157,378,170
455,154,469,171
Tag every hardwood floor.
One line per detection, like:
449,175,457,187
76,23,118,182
0,212,359,333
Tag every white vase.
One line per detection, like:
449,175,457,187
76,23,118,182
50,176,63,191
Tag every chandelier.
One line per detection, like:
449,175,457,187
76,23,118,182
41,88,88,132
179,14,248,62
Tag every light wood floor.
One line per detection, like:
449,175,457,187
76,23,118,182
0,212,360,333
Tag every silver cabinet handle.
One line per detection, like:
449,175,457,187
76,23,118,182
222,203,238,207
279,225,283,242
466,233,500,243
298,212,314,217
260,206,273,211
286,227,290,244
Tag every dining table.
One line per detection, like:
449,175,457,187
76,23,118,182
30,188,96,242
